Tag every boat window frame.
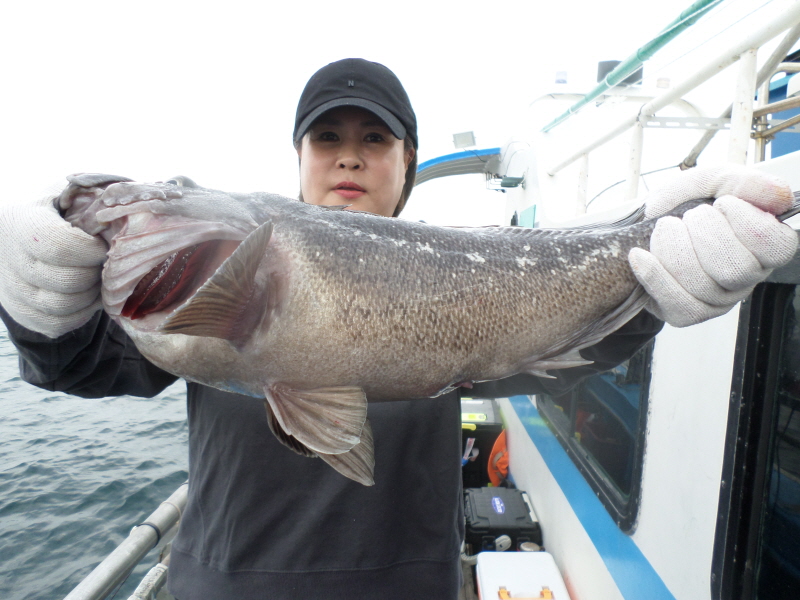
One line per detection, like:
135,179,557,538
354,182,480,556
712,250,800,600
536,338,655,532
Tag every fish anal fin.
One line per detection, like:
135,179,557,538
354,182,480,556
523,349,594,378
263,401,317,458
525,369,557,379
319,419,376,486
264,383,367,456
160,221,275,347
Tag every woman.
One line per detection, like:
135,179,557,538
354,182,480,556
0,58,794,600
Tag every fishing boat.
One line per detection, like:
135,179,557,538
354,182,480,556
63,1,800,598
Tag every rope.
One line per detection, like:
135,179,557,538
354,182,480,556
134,522,162,547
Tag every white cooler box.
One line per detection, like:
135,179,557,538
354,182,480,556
476,551,571,599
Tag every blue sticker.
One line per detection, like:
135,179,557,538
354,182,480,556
492,497,505,514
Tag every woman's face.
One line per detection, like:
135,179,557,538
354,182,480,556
298,106,414,217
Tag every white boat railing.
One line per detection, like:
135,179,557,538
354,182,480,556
544,0,800,194
63,483,187,600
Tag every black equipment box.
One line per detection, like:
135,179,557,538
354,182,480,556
461,399,504,488
464,487,542,551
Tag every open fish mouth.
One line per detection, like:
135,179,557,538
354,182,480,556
56,173,264,326
122,239,242,319
100,214,252,328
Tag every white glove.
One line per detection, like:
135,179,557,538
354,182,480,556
0,187,108,338
629,165,798,327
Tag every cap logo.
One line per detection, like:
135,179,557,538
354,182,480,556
347,79,355,87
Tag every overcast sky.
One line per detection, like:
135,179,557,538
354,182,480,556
0,0,760,225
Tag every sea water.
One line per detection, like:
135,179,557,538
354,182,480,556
0,324,189,599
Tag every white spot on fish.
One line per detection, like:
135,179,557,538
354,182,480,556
587,241,622,259
516,257,538,268
465,253,485,263
353,230,361,236
369,233,377,240
417,242,434,253
393,239,407,247
523,245,530,252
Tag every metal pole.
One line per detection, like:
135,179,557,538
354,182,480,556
542,0,723,133
546,2,800,176
626,120,645,200
754,79,771,162
577,154,589,214
728,48,758,165
753,95,800,118
64,483,188,600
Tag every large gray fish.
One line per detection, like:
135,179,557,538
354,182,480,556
61,173,663,485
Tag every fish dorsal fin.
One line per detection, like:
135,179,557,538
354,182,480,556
318,419,375,486
160,220,274,345
263,401,317,458
264,383,368,456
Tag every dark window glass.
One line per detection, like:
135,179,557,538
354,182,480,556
714,282,800,600
538,340,653,530
755,288,800,599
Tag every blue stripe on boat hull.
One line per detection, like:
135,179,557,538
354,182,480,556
508,395,676,600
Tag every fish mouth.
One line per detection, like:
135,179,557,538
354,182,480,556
121,239,242,320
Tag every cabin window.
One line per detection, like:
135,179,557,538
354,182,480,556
536,339,653,531
713,281,800,600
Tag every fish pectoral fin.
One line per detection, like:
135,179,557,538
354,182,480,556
263,400,376,486
263,401,317,458
264,383,368,456
160,220,275,347
318,419,376,486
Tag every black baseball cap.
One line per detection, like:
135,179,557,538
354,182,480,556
294,58,418,149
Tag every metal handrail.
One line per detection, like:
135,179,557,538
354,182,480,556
63,483,188,600
754,112,800,138
753,95,800,119
682,22,800,168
